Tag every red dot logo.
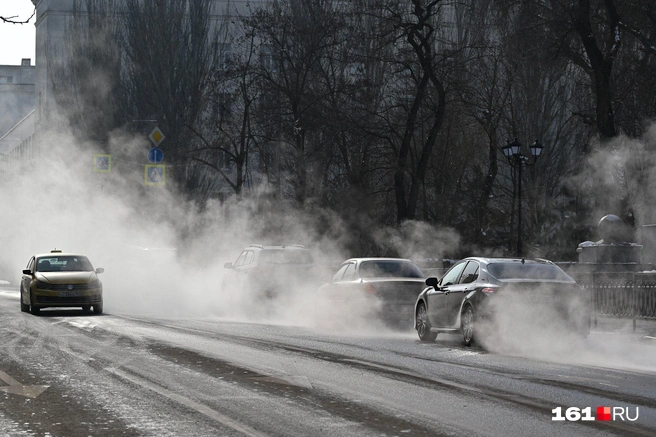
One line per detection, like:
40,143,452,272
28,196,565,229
597,406,611,421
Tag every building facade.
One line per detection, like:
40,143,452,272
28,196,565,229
0,59,35,181
2,0,258,170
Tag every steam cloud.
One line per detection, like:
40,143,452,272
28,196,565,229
0,125,459,330
3,120,656,373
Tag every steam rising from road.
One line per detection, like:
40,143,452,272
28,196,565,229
2,123,656,373
0,125,456,330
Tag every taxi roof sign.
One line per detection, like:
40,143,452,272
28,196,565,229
149,127,165,146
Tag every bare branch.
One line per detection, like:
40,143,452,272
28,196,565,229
1,8,35,24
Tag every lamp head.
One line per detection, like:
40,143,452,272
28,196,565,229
530,139,543,159
501,140,513,159
509,138,521,156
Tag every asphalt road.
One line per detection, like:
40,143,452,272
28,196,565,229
1,287,656,437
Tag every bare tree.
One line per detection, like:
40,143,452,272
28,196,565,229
502,0,656,144
50,0,125,147
186,19,260,199
243,0,346,204
379,0,449,224
119,0,217,196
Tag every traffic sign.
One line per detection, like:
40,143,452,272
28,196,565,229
149,127,165,146
94,154,112,172
148,148,164,164
144,164,166,186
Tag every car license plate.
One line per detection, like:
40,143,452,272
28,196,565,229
59,291,81,297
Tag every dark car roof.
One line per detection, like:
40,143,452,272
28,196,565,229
461,257,574,283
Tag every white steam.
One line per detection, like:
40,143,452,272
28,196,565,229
0,125,460,331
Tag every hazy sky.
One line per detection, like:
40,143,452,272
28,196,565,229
0,1,36,66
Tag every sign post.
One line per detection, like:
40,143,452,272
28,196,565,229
145,127,165,186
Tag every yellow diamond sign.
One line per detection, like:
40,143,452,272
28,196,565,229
149,127,165,146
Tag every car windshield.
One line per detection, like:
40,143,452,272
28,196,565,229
487,263,573,281
359,260,424,279
36,256,94,272
259,250,314,265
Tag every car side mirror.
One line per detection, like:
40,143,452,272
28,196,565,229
22,269,31,275
224,262,233,269
425,277,438,289
96,267,104,274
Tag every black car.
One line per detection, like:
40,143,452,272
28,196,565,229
414,257,590,346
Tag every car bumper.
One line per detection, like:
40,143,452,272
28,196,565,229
32,289,102,308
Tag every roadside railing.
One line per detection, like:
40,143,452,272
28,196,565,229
572,272,656,330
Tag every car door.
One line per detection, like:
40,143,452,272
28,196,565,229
445,261,479,326
426,261,467,327
21,257,35,303
336,262,358,300
224,250,249,292
321,262,354,301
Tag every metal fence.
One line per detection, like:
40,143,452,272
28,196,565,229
572,272,656,327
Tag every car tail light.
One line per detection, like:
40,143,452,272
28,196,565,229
481,287,496,294
364,283,377,295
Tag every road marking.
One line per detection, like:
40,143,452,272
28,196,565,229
65,319,97,330
0,370,49,398
105,367,267,437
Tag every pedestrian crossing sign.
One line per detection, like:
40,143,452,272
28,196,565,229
94,154,112,173
145,164,166,186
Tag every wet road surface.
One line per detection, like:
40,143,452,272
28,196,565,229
1,288,655,436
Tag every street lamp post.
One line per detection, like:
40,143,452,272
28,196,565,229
501,138,543,257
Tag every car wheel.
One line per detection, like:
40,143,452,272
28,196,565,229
461,305,475,346
81,305,91,313
416,302,437,342
29,295,40,315
20,288,29,313
93,303,103,315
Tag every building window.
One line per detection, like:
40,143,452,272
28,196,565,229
214,43,232,70
0,76,13,84
260,45,276,73
218,149,232,170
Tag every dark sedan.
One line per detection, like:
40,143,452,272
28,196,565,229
317,258,427,329
414,257,590,346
